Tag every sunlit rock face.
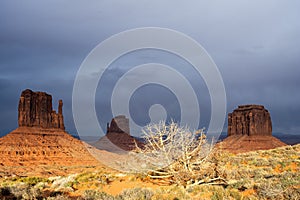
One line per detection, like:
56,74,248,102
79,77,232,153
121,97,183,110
0,89,99,167
18,89,64,130
228,105,272,137
219,105,286,153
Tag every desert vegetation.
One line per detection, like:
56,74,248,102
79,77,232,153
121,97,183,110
130,121,225,187
0,122,299,199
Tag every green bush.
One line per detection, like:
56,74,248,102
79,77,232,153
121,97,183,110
18,176,48,186
76,172,114,185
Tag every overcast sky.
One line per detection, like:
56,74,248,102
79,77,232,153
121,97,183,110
0,1,299,137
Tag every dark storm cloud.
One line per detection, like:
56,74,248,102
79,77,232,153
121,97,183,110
0,0,300,137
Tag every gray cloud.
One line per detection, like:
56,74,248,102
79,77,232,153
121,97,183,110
0,1,299,136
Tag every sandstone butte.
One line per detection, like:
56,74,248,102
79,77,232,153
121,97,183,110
0,90,288,174
219,104,286,153
0,89,101,169
93,115,143,152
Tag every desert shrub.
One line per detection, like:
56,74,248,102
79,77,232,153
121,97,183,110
250,157,270,167
227,179,250,190
46,194,72,200
51,174,77,192
83,190,114,200
49,190,64,197
278,172,300,199
117,188,153,200
255,171,300,199
206,186,241,200
18,176,48,186
278,171,300,188
0,186,12,197
186,185,243,200
282,187,300,200
76,172,94,182
76,172,115,185
8,183,42,200
156,186,191,200
132,121,224,186
257,181,284,200
211,191,223,200
227,189,242,200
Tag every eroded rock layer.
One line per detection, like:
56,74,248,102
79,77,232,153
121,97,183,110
219,135,286,153
220,105,286,153
0,127,98,166
228,105,272,136
18,89,64,130
0,89,100,167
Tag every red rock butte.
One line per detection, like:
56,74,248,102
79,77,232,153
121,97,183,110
93,115,143,152
228,105,272,136
220,105,286,153
18,89,65,129
0,89,99,168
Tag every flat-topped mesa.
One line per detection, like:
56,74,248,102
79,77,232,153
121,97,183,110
219,104,286,153
18,89,65,130
228,104,272,136
236,104,265,111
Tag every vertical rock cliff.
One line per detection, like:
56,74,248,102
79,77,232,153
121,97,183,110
0,89,99,168
228,105,272,136
18,89,64,130
220,104,285,153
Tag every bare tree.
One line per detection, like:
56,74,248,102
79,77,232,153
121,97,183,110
132,121,226,186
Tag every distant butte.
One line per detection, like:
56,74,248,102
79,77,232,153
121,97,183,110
219,104,286,153
94,115,143,152
107,115,130,134
0,89,100,170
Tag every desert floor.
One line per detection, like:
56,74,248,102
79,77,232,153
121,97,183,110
0,144,299,200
